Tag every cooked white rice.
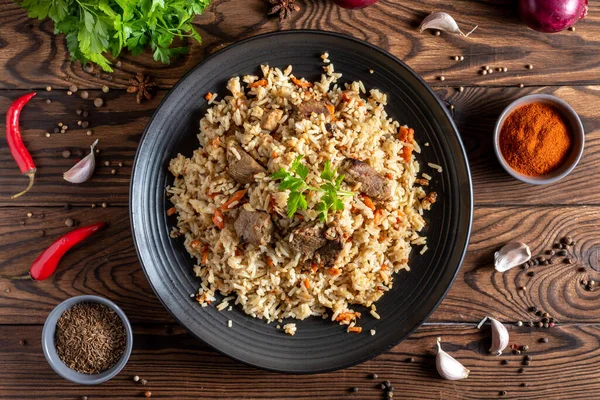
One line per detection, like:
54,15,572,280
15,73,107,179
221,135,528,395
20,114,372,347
167,59,436,331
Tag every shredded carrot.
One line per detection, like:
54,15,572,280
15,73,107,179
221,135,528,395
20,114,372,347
328,267,341,276
211,137,221,147
374,208,384,223
266,256,274,268
341,92,350,102
362,195,376,211
357,101,364,107
190,240,201,249
303,278,310,289
325,103,336,120
205,92,212,101
385,172,393,180
402,143,414,163
167,207,177,216
201,249,209,265
220,189,247,211
311,263,318,273
271,151,277,158
399,127,415,163
291,76,313,88
249,79,267,88
335,311,359,323
381,263,388,271
212,209,225,229
348,326,362,333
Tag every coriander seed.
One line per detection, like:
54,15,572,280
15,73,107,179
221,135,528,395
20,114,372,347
102,86,109,93
526,64,533,69
94,98,104,108
133,375,140,382
80,91,89,99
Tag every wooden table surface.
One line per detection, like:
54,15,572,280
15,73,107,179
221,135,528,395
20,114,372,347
1,0,599,399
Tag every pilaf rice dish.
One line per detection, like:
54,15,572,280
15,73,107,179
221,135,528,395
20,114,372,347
167,56,438,334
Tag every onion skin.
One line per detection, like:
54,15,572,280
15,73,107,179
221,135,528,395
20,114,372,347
519,0,588,33
332,0,379,9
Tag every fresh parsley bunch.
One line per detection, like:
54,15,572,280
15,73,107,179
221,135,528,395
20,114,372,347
271,156,354,221
19,0,210,72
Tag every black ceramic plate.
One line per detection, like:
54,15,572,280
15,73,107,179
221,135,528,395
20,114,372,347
130,30,473,373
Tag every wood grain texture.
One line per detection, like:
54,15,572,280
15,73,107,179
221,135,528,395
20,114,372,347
0,0,598,90
2,323,600,399
1,85,599,206
2,205,599,325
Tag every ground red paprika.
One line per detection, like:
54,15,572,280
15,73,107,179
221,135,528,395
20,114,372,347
499,102,572,176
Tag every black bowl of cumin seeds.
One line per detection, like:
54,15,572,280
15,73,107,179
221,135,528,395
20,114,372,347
42,295,133,384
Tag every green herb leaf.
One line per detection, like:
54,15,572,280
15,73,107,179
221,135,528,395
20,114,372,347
19,0,211,72
271,157,355,221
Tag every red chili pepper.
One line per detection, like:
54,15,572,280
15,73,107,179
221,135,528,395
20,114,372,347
29,222,106,280
7,92,37,199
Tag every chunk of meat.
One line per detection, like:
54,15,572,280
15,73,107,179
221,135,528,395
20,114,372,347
234,208,274,246
294,100,329,119
338,158,392,201
226,141,266,184
315,237,344,269
261,109,284,132
289,223,327,255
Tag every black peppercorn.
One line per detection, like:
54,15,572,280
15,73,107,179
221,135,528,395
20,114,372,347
558,250,567,256
541,337,549,343
500,390,507,396
351,387,359,393
525,355,532,361
370,373,378,380
502,359,510,365
530,306,538,313
528,271,536,277
518,368,525,373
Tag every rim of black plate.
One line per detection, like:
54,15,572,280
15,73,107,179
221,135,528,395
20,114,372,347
130,29,474,374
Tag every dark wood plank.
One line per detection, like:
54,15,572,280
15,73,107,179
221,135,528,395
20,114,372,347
2,323,600,399
1,85,599,206
0,0,598,90
1,205,599,325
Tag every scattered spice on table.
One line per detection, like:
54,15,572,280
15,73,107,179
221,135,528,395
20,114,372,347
141,378,148,385
6,92,37,199
62,150,71,159
540,337,549,343
133,375,140,382
102,86,110,93
144,391,152,398
81,91,89,99
65,218,74,227
499,103,572,176
94,98,104,108
350,386,359,392
55,302,126,374
128,73,156,104
19,339,26,345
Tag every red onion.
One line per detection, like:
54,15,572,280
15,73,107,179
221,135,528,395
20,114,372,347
519,0,588,33
332,0,379,9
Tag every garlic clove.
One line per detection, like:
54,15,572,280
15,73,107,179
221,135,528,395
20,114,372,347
419,12,478,37
494,242,531,272
488,317,509,356
436,337,470,380
63,139,98,184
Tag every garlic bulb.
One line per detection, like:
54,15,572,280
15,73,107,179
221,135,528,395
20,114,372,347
63,139,98,184
436,337,470,380
419,12,478,37
488,317,509,356
494,242,531,272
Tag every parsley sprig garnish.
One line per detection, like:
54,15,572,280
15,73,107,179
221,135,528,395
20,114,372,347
271,156,354,221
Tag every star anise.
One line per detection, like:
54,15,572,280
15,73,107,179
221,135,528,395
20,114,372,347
127,72,156,104
267,0,300,23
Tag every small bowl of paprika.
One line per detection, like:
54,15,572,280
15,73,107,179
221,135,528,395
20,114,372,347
494,94,584,185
